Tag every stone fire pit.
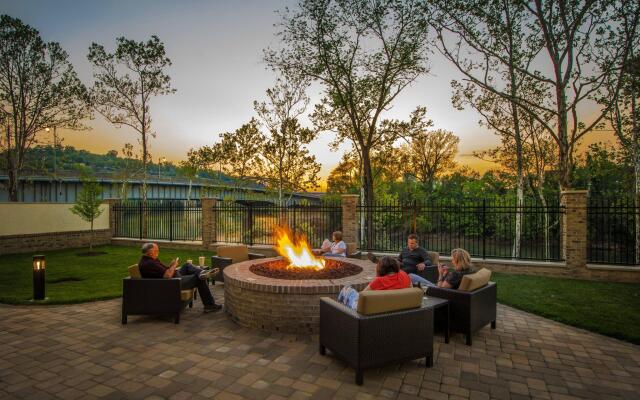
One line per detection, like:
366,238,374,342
223,256,375,334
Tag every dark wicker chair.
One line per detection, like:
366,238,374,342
413,251,439,283
122,276,194,325
346,242,362,259
319,295,433,385
426,282,497,345
211,245,266,283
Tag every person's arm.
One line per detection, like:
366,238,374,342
163,258,179,278
334,241,346,254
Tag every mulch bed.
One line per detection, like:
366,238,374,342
249,258,363,280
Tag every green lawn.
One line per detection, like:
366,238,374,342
492,272,640,344
1,246,639,344
0,245,217,305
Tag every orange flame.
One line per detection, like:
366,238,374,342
274,227,325,270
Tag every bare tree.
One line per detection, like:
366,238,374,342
0,15,91,201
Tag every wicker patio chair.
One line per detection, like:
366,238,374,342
319,288,433,385
426,268,496,345
211,245,266,283
121,265,195,325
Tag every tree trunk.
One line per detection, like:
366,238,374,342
7,166,19,202
536,187,550,260
361,148,375,247
90,218,94,252
510,100,524,259
632,91,639,264
141,125,148,239
187,178,192,201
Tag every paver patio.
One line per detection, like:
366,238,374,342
1,286,639,400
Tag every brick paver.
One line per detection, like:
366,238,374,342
1,286,639,400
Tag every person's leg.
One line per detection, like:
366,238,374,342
179,263,202,277
337,285,359,310
180,275,216,306
408,273,436,287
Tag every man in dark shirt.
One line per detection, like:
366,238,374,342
397,233,431,275
138,243,221,312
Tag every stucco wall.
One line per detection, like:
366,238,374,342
0,203,109,236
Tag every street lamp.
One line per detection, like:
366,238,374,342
158,157,167,181
33,255,46,300
45,126,58,178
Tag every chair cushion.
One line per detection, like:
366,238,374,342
181,289,196,302
128,264,142,279
458,268,492,292
217,245,249,263
427,251,439,265
346,242,357,256
356,288,423,315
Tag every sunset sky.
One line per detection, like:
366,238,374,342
2,0,617,183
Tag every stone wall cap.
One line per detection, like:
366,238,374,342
340,194,360,197
560,190,588,194
587,264,640,272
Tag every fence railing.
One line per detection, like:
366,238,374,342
113,200,202,241
358,199,564,261
587,197,639,265
214,201,342,247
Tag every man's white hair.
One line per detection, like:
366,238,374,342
141,242,156,254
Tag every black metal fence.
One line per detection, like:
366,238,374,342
113,200,202,241
214,201,342,247
358,199,564,261
587,197,639,265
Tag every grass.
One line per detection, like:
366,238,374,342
492,272,640,344
0,245,217,305
1,245,639,344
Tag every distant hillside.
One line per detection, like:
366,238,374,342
0,145,251,187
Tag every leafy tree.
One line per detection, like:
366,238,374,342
87,35,175,203
0,15,91,201
254,77,321,205
430,0,640,189
265,0,431,214
70,171,104,252
400,130,459,195
192,119,264,191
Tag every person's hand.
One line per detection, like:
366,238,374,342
417,263,426,271
438,264,448,275
170,258,179,268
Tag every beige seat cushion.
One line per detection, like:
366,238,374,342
356,288,423,315
217,245,249,263
181,289,196,302
427,251,439,266
128,264,142,279
346,242,357,256
458,268,492,292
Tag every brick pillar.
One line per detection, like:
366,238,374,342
201,198,217,249
102,198,119,238
341,194,359,244
561,190,588,274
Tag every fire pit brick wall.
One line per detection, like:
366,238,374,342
223,257,376,334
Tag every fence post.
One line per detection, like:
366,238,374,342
201,198,216,250
102,198,118,239
139,201,143,240
341,194,359,245
248,204,254,246
482,199,486,259
169,200,173,241
561,190,588,276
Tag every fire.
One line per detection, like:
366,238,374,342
274,227,325,270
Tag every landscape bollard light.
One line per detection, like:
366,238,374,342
33,255,46,300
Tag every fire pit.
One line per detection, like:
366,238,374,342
224,228,375,333
249,258,363,280
224,256,375,334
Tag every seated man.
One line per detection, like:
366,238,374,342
368,234,434,286
138,242,221,312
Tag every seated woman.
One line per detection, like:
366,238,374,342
409,248,474,289
319,231,347,258
337,256,412,310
